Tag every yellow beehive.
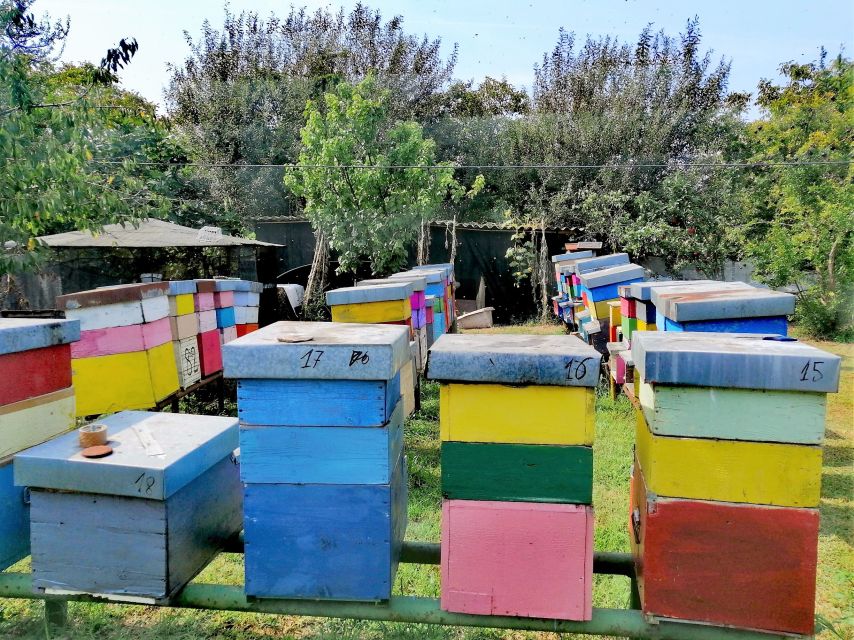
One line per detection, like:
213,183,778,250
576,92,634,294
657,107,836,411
330,299,411,323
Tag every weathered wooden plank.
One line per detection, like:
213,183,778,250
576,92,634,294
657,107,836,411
663,315,788,335
72,350,156,415
442,499,593,620
194,279,217,294
427,334,601,387
56,283,169,310
439,382,594,445
573,253,629,275
392,269,442,284
237,373,401,427
0,460,29,570
0,344,71,406
647,281,753,307
15,411,239,500
327,282,414,306
65,300,144,331
173,337,202,389
634,409,822,507
358,276,427,293
0,387,75,458
330,299,412,323
656,287,796,322
243,456,407,600
551,250,594,263
222,321,410,381
632,331,842,392
0,318,80,356
239,403,404,484
578,264,644,290
400,357,416,417
631,462,818,635
197,330,223,376
628,279,719,301
639,376,826,444
168,294,195,317
140,295,170,323
166,280,196,296
634,300,657,324
147,341,180,402
441,442,593,504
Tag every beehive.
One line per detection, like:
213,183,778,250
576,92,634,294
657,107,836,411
58,284,178,415
0,318,80,569
360,275,428,368
427,333,601,620
577,263,644,322
223,321,410,601
15,411,242,603
327,283,413,324
629,331,840,634
167,281,201,388
194,280,224,373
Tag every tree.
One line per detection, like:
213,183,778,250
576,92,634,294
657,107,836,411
0,0,161,275
743,52,853,339
284,76,481,311
166,3,458,230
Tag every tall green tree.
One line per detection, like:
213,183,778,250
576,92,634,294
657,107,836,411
0,0,162,275
743,52,853,339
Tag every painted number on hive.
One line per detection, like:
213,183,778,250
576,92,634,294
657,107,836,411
565,357,593,380
799,360,824,382
349,350,370,366
134,472,156,496
300,349,325,369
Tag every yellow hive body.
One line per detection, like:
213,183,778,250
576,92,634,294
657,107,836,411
330,299,412,323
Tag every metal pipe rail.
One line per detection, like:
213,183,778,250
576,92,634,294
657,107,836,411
0,541,801,640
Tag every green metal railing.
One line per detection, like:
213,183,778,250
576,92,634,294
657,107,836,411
0,539,802,639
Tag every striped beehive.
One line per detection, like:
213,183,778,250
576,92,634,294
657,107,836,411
15,411,241,603
630,331,841,635
58,283,179,415
211,278,262,337
400,267,450,332
427,333,601,620
167,281,201,389
651,283,795,335
411,263,456,331
0,318,80,569
194,280,223,376
222,321,409,601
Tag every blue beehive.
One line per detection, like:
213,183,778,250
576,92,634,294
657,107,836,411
0,460,28,570
14,411,241,603
223,321,410,601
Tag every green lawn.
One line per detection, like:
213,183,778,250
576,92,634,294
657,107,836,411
0,325,850,639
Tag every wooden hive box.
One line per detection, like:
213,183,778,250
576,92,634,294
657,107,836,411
196,329,223,376
359,275,427,313
213,291,234,309
0,458,30,570
0,319,78,451
219,325,238,345
215,306,236,329
234,305,259,325
442,499,593,620
244,456,407,601
58,284,170,332
235,323,258,337
630,461,818,635
327,282,414,324
197,309,216,333
15,411,241,603
173,336,202,389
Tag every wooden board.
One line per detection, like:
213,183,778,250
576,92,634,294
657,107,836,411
173,337,202,389
655,287,796,322
56,283,169,309
401,356,416,417
439,383,594,445
0,344,71,406
0,459,30,570
635,409,821,507
631,461,817,635
663,315,788,335
237,374,401,427
169,312,200,341
197,330,223,376
331,298,412,323
29,454,242,603
166,280,196,296
574,253,629,275
15,411,239,500
213,291,234,309
222,321,410,381
634,300,657,324
72,350,156,416
639,376,827,444
427,333,600,388
197,310,216,333
141,295,170,323
66,300,144,331
147,341,180,402
239,403,403,484
327,282,413,306
243,456,407,601
194,292,214,312
0,318,79,356
441,442,592,504
0,387,75,458
168,294,195,317
442,499,593,620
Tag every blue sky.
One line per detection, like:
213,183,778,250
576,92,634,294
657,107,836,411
36,0,853,114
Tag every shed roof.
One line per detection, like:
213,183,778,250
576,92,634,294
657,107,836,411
37,219,280,248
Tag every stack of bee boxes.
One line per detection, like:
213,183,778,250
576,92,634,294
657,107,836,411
167,281,201,389
223,321,409,601
427,334,601,620
0,318,79,570
58,283,179,415
412,263,456,331
193,280,222,377
630,331,840,635
232,280,263,337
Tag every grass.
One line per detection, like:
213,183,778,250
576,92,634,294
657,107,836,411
0,324,850,639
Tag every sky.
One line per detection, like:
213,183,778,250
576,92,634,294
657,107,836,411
35,0,854,114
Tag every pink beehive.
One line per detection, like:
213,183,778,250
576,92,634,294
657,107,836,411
441,500,594,620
